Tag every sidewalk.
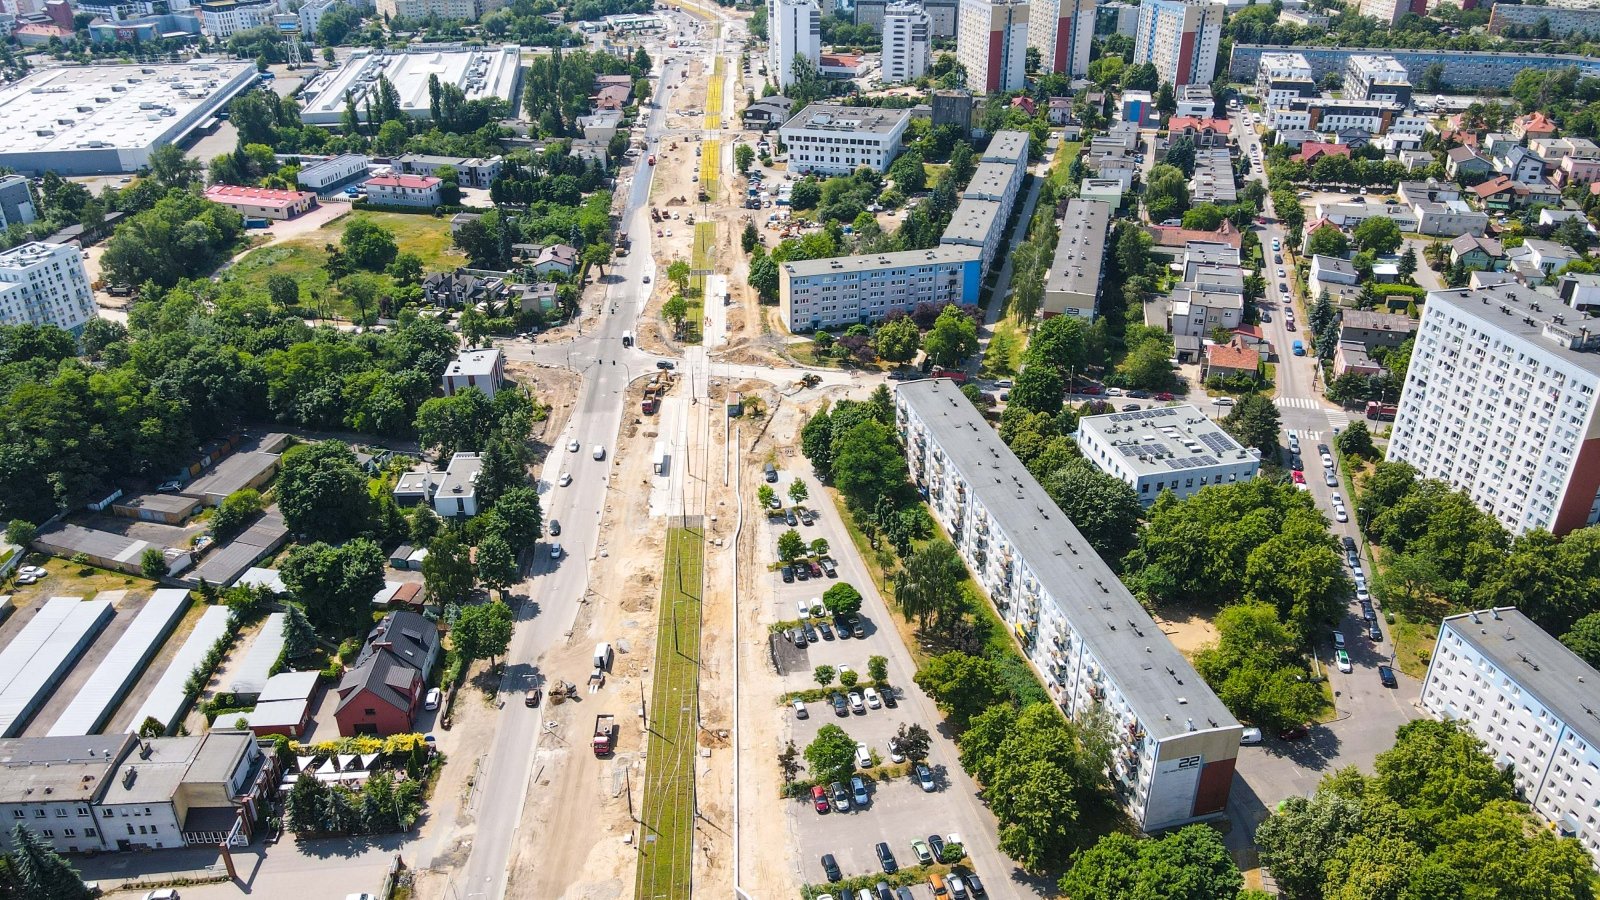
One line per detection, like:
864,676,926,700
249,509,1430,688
974,133,1058,367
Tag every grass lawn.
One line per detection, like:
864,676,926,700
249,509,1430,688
5,557,158,608
634,524,705,900
1048,141,1084,192
981,308,1028,378
1390,614,1437,680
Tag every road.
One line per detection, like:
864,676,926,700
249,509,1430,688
1225,112,1420,860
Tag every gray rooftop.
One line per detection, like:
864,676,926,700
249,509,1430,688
1045,199,1111,296
938,198,1002,248
780,103,911,135
896,380,1239,742
1312,254,1357,277
0,732,132,804
437,452,483,502
1340,308,1416,333
1078,405,1257,477
1440,607,1600,746
963,161,1018,201
781,244,981,278
981,129,1030,166
1425,283,1600,373
446,347,502,379
180,450,280,500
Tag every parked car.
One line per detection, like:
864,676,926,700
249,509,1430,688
964,871,986,896
928,833,946,859
1360,600,1377,621
819,558,837,577
821,853,842,881
887,737,904,763
831,693,849,716
801,622,818,643
795,565,809,581
809,561,823,578
1378,665,1398,688
830,781,851,812
1343,535,1357,551
863,687,881,708
1240,727,1263,745
818,621,835,640
781,566,794,583
1325,470,1339,487
848,692,865,714
1368,621,1383,642
549,519,561,536
916,763,936,791
793,698,808,719
1332,630,1345,649
851,775,870,806
855,743,872,768
786,510,799,527
911,839,934,865
1335,649,1352,673
1321,452,1334,469
1334,505,1349,522
876,842,899,874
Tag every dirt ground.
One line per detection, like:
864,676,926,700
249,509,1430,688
1150,599,1222,659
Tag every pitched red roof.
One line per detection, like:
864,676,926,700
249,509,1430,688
1294,142,1352,163
203,184,314,210
1472,175,1515,198
1168,116,1231,134
1147,218,1242,250
366,174,440,190
1206,340,1260,372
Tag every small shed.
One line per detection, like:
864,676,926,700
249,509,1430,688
389,544,415,569
726,392,743,416
241,670,319,738
110,492,202,525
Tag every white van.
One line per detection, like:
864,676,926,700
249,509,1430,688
592,445,606,460
594,642,613,670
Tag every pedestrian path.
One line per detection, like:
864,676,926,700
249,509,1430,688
1273,396,1324,410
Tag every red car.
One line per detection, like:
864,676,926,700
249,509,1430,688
1079,385,1103,395
1154,392,1174,401
1278,725,1310,741
812,785,829,813
1291,471,1306,485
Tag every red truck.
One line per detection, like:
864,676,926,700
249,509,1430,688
1365,402,1397,421
929,366,968,383
648,154,657,166
592,714,616,756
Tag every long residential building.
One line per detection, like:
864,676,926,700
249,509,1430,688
1042,198,1110,319
0,241,97,334
779,103,911,175
1027,0,1094,77
1421,607,1600,865
1489,3,1600,38
375,0,475,20
1357,0,1423,27
770,0,822,89
1388,283,1600,535
882,3,932,83
1227,45,1600,88
956,0,1029,94
778,245,982,331
895,379,1242,832
1132,0,1224,88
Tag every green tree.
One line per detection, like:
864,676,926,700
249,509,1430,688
790,179,821,210
777,739,802,784
491,486,543,547
805,723,859,786
758,484,776,508
281,603,318,661
777,528,807,561
913,651,1008,727
1561,612,1600,668
1145,164,1191,223
893,540,966,630
453,600,514,666
1306,224,1351,259
1255,790,1370,900
823,582,864,617
894,721,930,762
814,664,836,687
1156,81,1177,115
281,538,386,637
662,295,690,336
341,217,399,271
1335,421,1376,460
831,419,907,512
276,441,375,542
148,142,203,189
1352,216,1402,255
423,529,476,607
1222,393,1280,456
140,546,169,580
1399,246,1418,280
1058,826,1243,900
888,149,928,193
1194,602,1328,731
742,222,760,254
5,519,36,547
734,143,755,173
475,535,519,601
923,305,978,368
873,317,921,362
1041,458,1143,564
839,668,859,688
787,479,809,505
212,488,263,540
1025,307,1087,375
267,273,300,307
868,654,889,683
9,823,91,900
1008,365,1064,416
415,389,492,461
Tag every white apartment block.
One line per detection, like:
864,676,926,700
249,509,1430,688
1132,0,1224,88
957,0,1029,94
0,242,96,334
770,0,822,89
1027,0,1094,77
1388,283,1600,535
882,3,932,83
1254,51,1314,109
1421,607,1600,866
779,103,911,175
1344,54,1412,103
1168,284,1244,338
896,380,1243,832
375,0,475,20
1042,198,1110,319
197,0,278,38
1075,405,1260,503
778,245,982,331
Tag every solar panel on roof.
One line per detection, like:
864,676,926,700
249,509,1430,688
1199,432,1237,454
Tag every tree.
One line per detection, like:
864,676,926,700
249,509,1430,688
923,305,978,367
476,535,519,601
276,441,375,542
1335,421,1377,460
1222,393,1281,456
1309,293,1337,338
341,217,399,271
1058,826,1243,900
1562,612,1600,668
281,539,385,637
1145,164,1191,224
1399,246,1418,281
888,149,928,193
1041,458,1143,564
454,600,514,667
211,488,263,539
777,739,803,784
662,295,690,336
913,652,1008,727
734,143,755,174
1352,216,1402,255
138,716,166,738
790,179,821,210
831,420,907,512
873,317,921,363
1306,224,1350,259
893,540,967,630
814,664,836,687
742,222,760,254
1025,314,1087,375
840,668,859,688
9,823,91,900
281,603,317,661
823,582,864,617
787,479,809,505
758,484,776,508
414,389,493,461
1255,790,1370,900
140,547,168,580
1194,602,1327,731
491,486,543,547
5,519,36,547
149,143,203,189
810,537,830,557
1008,365,1064,416
424,529,476,608
778,528,807,561
805,724,859,786
894,721,931,762
267,273,300,308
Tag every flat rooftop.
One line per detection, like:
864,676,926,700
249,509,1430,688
1424,283,1600,374
981,129,1030,165
0,733,132,804
939,198,1002,247
298,45,523,125
897,380,1239,742
446,347,502,378
1078,405,1257,476
779,103,911,135
781,244,981,278
0,60,253,156
1046,199,1111,296
1440,607,1600,746
964,161,1018,200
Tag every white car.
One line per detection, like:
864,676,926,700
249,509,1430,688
568,439,580,452
855,743,872,768
1105,387,1125,396
1330,491,1344,506
559,472,572,487
799,597,820,617
887,737,904,762
144,892,181,900
1277,269,1286,278
1336,649,1353,673
1240,727,1263,745
550,543,563,559
1322,452,1335,469
863,687,881,708
1212,397,1236,407
18,565,45,578
916,763,936,791
1334,506,1349,523
848,691,865,714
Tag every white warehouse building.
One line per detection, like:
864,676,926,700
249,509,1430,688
1075,405,1260,504
297,45,523,126
1421,607,1600,866
896,379,1243,832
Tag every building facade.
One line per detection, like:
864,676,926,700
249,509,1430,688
374,0,475,20
1076,405,1260,502
1132,0,1224,88
779,103,910,175
1389,284,1600,535
1227,44,1600,89
202,184,317,220
364,173,442,208
0,241,96,334
1254,52,1315,110
442,347,505,398
0,175,37,230
1357,0,1424,26
196,0,275,38
1488,2,1600,38
882,3,932,82
895,379,1243,832
1420,607,1600,866
770,0,822,89
778,245,982,331
1027,0,1094,77
956,0,1029,94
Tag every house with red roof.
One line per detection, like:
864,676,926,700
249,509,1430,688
1229,325,1273,359
1147,219,1242,255
819,53,865,78
1010,96,1036,116
1202,339,1262,382
1167,116,1231,148
365,174,442,208
1513,111,1557,141
1293,142,1351,164
203,185,318,220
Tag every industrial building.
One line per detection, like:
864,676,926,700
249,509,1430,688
297,153,370,191
297,45,523,126
895,379,1242,832
1076,405,1260,503
1421,607,1600,866
202,184,318,220
1042,198,1111,319
0,60,256,175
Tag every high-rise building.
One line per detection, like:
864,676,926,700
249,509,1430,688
895,378,1242,833
1132,0,1224,88
854,0,886,30
0,175,37,231
1028,0,1094,77
0,242,97,335
1388,282,1600,535
770,0,822,89
1420,607,1600,866
924,0,957,36
882,2,932,83
956,0,1029,94
1358,0,1425,27
1343,54,1413,105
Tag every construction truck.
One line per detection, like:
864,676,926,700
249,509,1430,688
642,379,665,414
1365,402,1398,421
592,714,617,756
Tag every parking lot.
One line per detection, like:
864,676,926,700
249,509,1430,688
761,467,1023,899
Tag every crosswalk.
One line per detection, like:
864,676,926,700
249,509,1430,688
1273,396,1323,410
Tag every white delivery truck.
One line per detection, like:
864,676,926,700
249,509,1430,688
653,441,667,475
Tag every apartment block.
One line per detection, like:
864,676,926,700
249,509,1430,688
1132,0,1224,88
938,198,1006,275
1027,0,1094,77
375,0,475,19
925,0,958,37
1357,0,1424,26
0,241,96,334
1489,2,1600,38
1389,283,1600,535
1254,51,1316,111
1076,405,1260,503
770,0,822,89
778,245,982,331
895,379,1242,832
779,103,910,175
0,175,37,230
956,0,1029,94
1042,198,1111,319
196,0,276,38
1421,607,1600,865
882,2,932,82
1227,45,1600,90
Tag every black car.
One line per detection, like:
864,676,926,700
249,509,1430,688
1121,403,1141,411
964,872,986,896
875,841,898,874
1342,535,1357,552
881,687,897,708
1127,390,1151,399
851,616,866,638
656,360,675,369
1291,455,1304,471
831,692,849,716
876,882,893,900
1360,600,1377,621
928,833,946,859
549,519,561,536
820,853,841,882
780,565,794,583
793,628,807,648
786,510,799,527
795,565,810,581
1378,665,1398,688
1368,621,1382,642
817,621,834,640
801,621,818,643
